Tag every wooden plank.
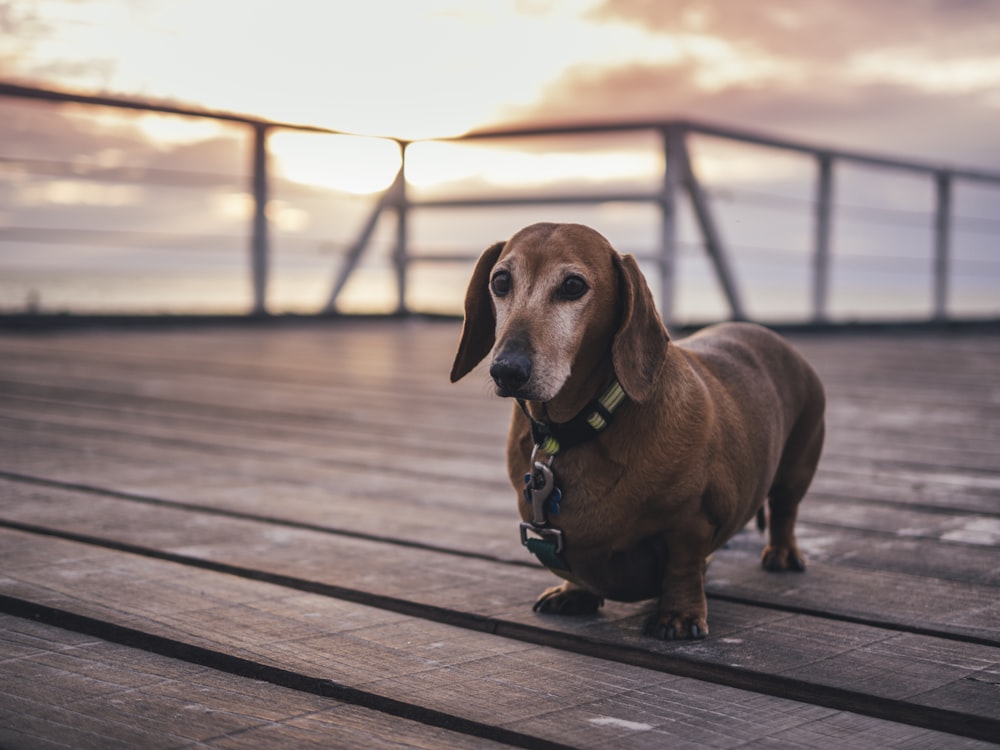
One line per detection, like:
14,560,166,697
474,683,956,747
0,323,470,392
4,324,997,394
0,614,516,750
811,466,1000,515
0,391,508,484
729,516,1000,587
2,486,999,738
1,389,996,501
704,544,1000,645
799,496,1000,549
2,389,997,528
5,376,1000,492
5,324,998,409
8,530,992,748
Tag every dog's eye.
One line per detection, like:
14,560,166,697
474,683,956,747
491,270,511,297
559,275,588,300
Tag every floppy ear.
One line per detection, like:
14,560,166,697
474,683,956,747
450,241,505,382
611,253,670,402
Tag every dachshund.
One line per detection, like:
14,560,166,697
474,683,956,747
450,223,825,639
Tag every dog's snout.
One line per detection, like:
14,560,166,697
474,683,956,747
490,352,532,395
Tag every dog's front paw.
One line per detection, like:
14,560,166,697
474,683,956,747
644,611,708,641
532,584,604,615
761,544,807,572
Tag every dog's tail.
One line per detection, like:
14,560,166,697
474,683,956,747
756,506,767,533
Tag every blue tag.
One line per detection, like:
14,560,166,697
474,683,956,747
546,486,562,516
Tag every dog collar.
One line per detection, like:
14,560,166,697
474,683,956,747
516,379,626,456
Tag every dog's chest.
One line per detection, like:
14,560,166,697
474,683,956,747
520,458,629,533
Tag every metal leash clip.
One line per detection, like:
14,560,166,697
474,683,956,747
520,444,565,554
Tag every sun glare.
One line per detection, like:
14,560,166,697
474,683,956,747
134,114,230,146
269,132,402,195
405,142,661,191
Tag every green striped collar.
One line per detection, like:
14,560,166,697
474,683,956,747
517,379,626,456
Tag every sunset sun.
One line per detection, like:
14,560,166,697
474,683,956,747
269,131,402,195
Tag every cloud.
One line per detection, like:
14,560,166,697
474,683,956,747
0,0,46,39
508,62,998,164
589,0,1000,61
498,0,1000,168
0,1,43,75
0,97,243,178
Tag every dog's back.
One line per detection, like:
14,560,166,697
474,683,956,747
679,322,825,443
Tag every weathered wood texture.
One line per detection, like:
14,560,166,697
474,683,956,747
0,320,998,749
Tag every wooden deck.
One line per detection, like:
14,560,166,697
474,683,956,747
0,319,998,749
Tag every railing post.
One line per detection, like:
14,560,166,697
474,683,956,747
659,125,683,325
933,171,952,321
812,154,834,323
249,123,270,316
394,142,410,315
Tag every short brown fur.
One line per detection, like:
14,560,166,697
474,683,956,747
451,223,825,640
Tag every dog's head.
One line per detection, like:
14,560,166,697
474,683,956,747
450,223,669,408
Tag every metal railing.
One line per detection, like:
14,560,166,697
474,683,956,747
3,82,1000,324
338,120,1000,324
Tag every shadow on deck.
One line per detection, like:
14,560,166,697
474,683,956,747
1,319,998,749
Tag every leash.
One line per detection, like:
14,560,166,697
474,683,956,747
517,379,626,573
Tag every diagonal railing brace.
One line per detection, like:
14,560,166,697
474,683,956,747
678,137,748,321
323,165,405,314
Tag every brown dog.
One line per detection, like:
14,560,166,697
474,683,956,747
450,223,825,640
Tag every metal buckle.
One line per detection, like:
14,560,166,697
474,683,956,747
519,521,565,554
530,443,554,467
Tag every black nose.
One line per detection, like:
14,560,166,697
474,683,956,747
490,352,532,395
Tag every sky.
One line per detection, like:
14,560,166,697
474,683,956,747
1,0,999,319
4,0,1000,157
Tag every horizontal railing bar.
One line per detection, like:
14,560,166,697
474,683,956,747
685,121,1000,183
443,120,665,140
0,82,350,137
453,118,1000,185
407,192,659,209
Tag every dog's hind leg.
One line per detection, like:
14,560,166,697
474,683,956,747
761,492,807,571
762,412,825,573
